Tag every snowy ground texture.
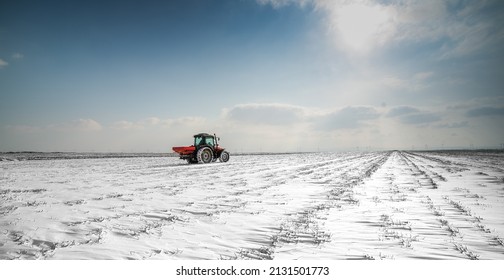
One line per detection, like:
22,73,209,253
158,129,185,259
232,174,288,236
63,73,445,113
1,151,504,260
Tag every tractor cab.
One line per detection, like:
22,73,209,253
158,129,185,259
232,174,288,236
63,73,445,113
194,133,217,148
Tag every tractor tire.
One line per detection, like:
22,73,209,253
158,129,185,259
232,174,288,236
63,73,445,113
219,151,230,162
197,147,213,164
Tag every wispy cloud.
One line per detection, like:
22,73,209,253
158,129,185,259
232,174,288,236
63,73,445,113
111,120,144,130
398,112,441,125
435,121,469,129
0,58,8,68
12,53,24,59
387,106,441,125
315,0,398,53
224,103,381,131
3,101,502,152
386,106,420,117
0,53,24,69
379,71,434,92
162,117,207,127
466,106,504,117
223,103,306,126
111,117,206,130
259,0,503,57
315,106,380,130
48,119,103,131
256,0,312,8
111,117,161,130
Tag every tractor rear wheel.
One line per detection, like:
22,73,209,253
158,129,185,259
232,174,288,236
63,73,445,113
197,147,213,164
219,151,230,162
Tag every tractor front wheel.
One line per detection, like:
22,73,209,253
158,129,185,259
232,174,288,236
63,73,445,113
219,151,230,162
197,147,213,164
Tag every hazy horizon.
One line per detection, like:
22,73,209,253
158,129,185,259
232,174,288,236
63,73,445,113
2,147,503,157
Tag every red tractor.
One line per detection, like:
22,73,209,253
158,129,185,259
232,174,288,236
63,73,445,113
172,133,230,164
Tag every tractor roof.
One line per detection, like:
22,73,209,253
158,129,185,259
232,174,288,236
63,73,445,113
193,133,214,138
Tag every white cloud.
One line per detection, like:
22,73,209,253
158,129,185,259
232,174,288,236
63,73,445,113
314,106,381,130
161,117,207,127
111,120,143,130
3,101,502,152
223,103,381,131
0,53,25,69
258,0,503,58
111,117,163,130
217,103,386,151
143,117,160,125
315,0,398,53
397,0,447,22
48,119,103,131
0,59,8,68
73,119,103,131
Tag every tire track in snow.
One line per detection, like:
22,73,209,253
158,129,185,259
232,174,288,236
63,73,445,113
234,152,392,260
400,152,504,259
305,151,502,260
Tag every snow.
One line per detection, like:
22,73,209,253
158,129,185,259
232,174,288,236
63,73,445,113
1,151,503,259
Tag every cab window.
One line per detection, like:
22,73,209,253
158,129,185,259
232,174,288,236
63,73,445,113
205,138,215,146
194,136,204,146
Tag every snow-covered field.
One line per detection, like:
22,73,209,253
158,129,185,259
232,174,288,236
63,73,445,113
1,151,503,260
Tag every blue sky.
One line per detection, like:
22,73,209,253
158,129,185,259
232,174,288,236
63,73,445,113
1,0,503,152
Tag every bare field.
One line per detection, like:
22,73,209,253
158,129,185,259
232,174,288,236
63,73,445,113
1,151,503,260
